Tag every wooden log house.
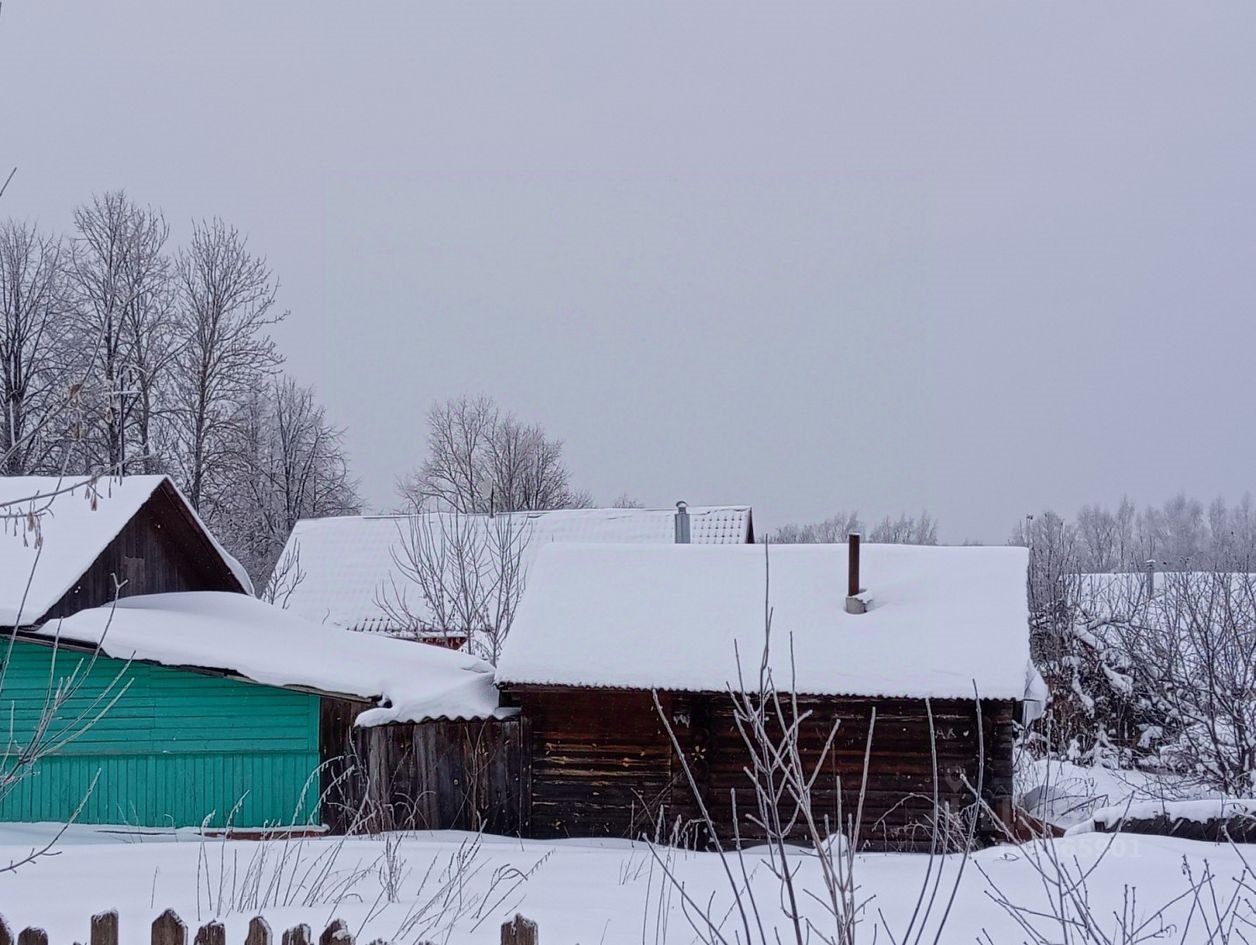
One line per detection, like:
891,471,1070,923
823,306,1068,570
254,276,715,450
496,539,1034,849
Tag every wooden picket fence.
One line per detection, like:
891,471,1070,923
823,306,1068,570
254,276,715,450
0,911,538,945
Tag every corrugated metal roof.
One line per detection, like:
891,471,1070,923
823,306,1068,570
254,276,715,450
497,542,1032,700
273,505,753,632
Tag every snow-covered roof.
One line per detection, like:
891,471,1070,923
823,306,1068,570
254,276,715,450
0,476,251,625
28,592,504,726
496,542,1032,700
274,506,753,631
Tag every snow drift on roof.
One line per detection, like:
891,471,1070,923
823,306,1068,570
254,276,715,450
0,476,252,625
273,506,753,631
31,592,504,725
496,542,1031,700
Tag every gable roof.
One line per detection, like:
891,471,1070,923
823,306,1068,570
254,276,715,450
0,476,251,625
274,505,753,631
27,591,504,726
495,542,1032,701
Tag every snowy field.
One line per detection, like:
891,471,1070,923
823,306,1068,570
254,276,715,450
2,822,1255,943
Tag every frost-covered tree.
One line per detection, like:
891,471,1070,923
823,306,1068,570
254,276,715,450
1065,571,1256,795
0,220,71,475
868,510,938,545
219,376,360,586
1018,493,1256,768
68,192,174,473
171,219,282,516
770,511,863,544
398,394,590,513
771,510,939,545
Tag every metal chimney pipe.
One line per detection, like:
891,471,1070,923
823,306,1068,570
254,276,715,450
674,501,691,544
845,533,866,614
1145,559,1155,598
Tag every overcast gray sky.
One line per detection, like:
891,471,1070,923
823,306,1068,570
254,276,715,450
2,2,1254,541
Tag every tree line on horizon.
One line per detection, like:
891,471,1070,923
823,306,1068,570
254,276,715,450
10,190,1256,597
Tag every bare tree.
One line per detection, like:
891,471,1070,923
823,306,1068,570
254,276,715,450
1077,571,1256,796
770,511,863,544
377,509,529,661
398,394,590,513
68,192,174,473
221,376,360,586
868,510,938,545
171,218,282,515
124,241,180,475
772,510,939,546
0,220,71,475
261,542,306,608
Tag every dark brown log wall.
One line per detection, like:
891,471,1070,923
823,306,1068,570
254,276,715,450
704,695,1015,849
42,480,247,622
521,689,695,841
509,687,1016,851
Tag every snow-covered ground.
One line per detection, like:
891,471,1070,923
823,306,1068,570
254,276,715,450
1014,755,1249,835
1017,756,1172,829
2,822,1254,943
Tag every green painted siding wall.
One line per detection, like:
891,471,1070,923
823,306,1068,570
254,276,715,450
0,640,321,828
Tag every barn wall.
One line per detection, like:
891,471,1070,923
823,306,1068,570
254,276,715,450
510,687,1017,850
0,640,321,829
42,482,245,622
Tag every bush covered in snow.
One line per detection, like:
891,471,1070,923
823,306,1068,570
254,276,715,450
1029,568,1256,799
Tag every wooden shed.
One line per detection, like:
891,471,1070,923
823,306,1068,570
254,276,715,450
496,541,1034,850
2,590,505,831
0,477,503,831
0,635,323,828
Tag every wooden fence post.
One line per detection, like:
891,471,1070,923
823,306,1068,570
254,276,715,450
194,921,225,945
244,918,272,945
500,914,538,945
16,930,48,945
281,925,311,945
91,911,119,945
151,910,186,945
318,920,352,944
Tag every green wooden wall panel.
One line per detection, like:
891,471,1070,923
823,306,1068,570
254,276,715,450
0,640,321,828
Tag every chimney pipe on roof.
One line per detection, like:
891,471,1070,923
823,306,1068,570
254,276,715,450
1145,559,1155,598
845,533,867,614
674,501,691,544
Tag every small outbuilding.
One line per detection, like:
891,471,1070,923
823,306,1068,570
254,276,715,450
0,476,503,830
2,591,503,829
495,541,1034,849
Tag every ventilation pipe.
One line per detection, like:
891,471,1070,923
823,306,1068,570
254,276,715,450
674,501,691,544
845,532,867,614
